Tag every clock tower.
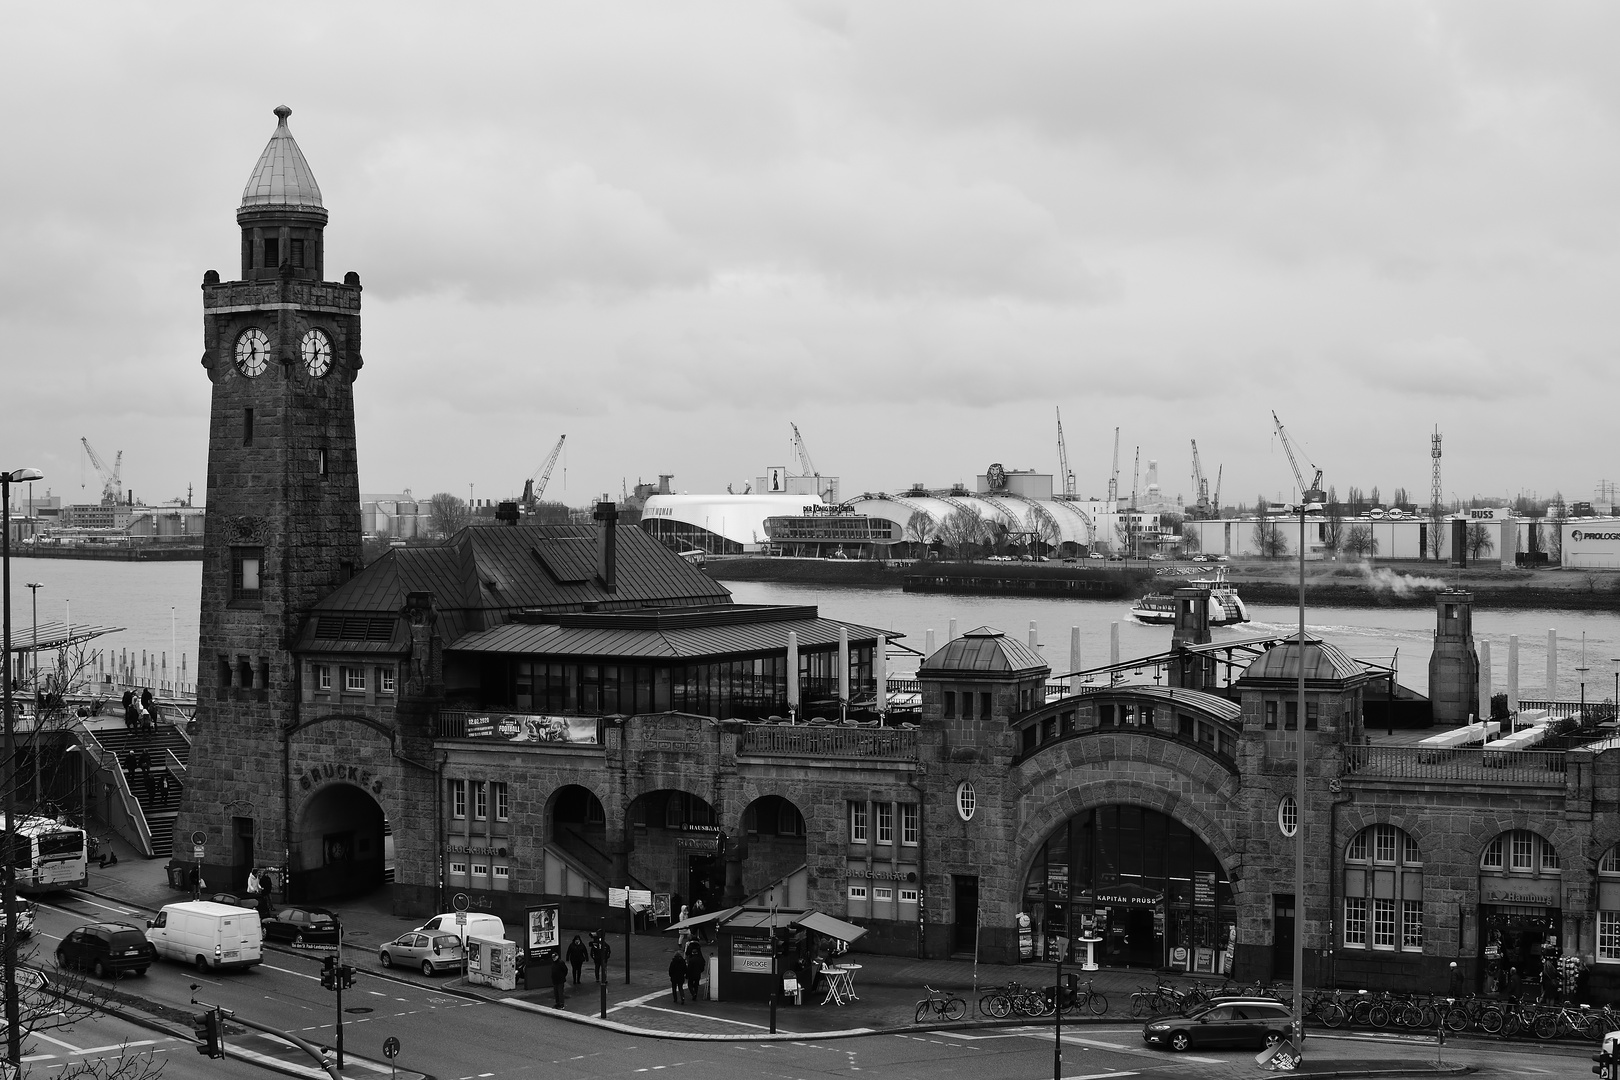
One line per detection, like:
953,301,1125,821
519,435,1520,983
175,106,364,889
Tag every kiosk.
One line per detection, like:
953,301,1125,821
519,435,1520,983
665,906,868,1003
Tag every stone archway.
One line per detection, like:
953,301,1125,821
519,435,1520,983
548,784,609,880
625,788,721,913
738,794,808,904
294,782,387,902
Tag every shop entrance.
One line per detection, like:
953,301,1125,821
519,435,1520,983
1480,905,1560,998
293,783,386,902
953,876,979,956
1272,895,1296,982
687,854,721,911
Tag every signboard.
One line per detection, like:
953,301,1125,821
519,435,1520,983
459,714,599,745
1046,864,1069,901
731,936,774,973
675,835,720,852
1194,872,1216,907
652,894,671,920
526,904,560,955
382,1037,400,1059
193,845,204,860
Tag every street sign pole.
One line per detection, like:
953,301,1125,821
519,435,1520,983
382,1035,400,1080
335,924,345,1070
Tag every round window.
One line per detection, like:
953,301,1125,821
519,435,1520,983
1278,795,1298,837
956,781,977,822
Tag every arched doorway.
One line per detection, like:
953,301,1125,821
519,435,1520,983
741,795,807,904
294,784,386,902
1022,804,1233,972
627,789,721,913
1478,829,1562,996
550,784,609,880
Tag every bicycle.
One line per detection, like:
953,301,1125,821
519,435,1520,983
915,984,967,1024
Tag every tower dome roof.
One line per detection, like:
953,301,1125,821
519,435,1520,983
919,625,1048,678
240,106,324,210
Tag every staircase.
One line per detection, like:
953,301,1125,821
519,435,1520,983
82,720,191,858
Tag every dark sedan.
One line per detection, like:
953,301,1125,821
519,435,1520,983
1143,999,1292,1052
55,923,155,979
261,906,340,945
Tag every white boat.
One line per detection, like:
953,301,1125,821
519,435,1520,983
1128,567,1250,626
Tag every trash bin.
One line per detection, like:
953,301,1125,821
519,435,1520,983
165,861,187,890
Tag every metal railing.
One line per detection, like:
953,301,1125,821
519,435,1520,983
739,725,918,761
1345,744,1568,785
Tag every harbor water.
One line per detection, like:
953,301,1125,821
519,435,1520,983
7,556,1615,704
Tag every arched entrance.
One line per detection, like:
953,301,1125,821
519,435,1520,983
1022,804,1234,972
740,795,807,904
550,784,609,880
627,789,721,913
294,784,387,902
1478,829,1563,996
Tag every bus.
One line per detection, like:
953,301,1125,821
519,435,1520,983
4,815,89,893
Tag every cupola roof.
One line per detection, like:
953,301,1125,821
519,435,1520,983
919,625,1048,677
240,106,324,210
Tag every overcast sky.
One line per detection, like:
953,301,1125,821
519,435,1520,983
3,2,1615,513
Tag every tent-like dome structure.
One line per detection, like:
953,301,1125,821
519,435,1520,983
240,106,324,210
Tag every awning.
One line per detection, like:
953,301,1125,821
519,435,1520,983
796,911,869,945
664,906,741,932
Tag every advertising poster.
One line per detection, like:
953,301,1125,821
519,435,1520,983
526,904,560,957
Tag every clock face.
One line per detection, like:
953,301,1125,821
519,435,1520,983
301,329,333,378
234,329,269,377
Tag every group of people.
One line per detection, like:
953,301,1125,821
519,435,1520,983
667,940,706,1004
120,749,173,803
121,688,159,732
545,931,613,1007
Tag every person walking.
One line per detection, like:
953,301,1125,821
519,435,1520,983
566,935,587,986
550,951,569,1008
140,688,157,731
589,931,611,982
121,690,136,731
667,948,687,1005
1506,966,1523,1003
685,941,704,1003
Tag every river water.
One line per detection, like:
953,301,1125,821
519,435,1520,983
9,557,1614,703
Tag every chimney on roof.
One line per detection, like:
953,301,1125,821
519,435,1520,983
594,496,618,594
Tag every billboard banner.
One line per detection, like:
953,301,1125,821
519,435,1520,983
526,904,560,957
463,715,599,745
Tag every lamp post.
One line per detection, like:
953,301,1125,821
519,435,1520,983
1611,659,1619,721
2,465,44,1073
1292,485,1324,1061
24,584,40,703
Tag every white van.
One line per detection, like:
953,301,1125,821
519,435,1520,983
146,901,263,972
416,912,506,946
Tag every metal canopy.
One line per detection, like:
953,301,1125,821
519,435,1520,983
5,621,123,654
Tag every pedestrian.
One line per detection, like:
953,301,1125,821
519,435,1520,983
589,931,611,982
121,690,136,730
1506,966,1522,1003
685,942,704,1002
550,951,569,1008
693,897,709,944
137,751,154,801
140,688,156,730
668,948,687,1005
566,935,587,986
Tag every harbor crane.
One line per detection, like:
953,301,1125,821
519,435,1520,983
1055,408,1076,497
1190,439,1212,518
790,422,837,503
1270,410,1325,506
521,434,566,508
1107,427,1120,506
80,437,122,505
1212,464,1222,517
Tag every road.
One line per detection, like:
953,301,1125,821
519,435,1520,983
19,891,1604,1080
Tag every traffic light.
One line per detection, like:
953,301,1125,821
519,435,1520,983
320,955,337,991
193,1010,222,1058
1594,1045,1616,1080
339,964,357,990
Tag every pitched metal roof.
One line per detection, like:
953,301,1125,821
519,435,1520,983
1093,684,1243,723
448,607,887,661
919,625,1048,677
240,106,324,210
1238,637,1372,685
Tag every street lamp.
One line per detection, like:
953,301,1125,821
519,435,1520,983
1291,485,1324,1061
2,465,44,1072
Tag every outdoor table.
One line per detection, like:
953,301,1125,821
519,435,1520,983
821,963,859,1005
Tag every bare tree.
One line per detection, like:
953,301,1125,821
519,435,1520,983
1466,522,1494,560
428,492,470,538
1024,509,1060,557
1427,510,1446,560
1343,524,1378,559
934,508,982,560
1181,523,1201,553
1251,503,1288,558
903,510,934,547
1321,494,1344,557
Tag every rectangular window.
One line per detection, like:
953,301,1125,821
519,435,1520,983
1100,703,1115,727
943,691,955,719
1344,898,1367,947
873,886,893,902
471,864,488,879
494,864,510,881
494,782,509,822
243,407,254,447
263,237,279,267
232,547,264,601
1542,842,1560,871
1285,700,1298,730
1482,837,1503,869
1374,825,1396,864
450,780,466,819
1305,702,1319,730
1372,898,1396,949
980,692,992,718
1511,833,1533,871
473,782,487,821
344,667,366,692
899,888,919,904
876,804,893,845
849,802,868,844
901,803,919,846
378,666,395,694
1600,912,1620,962
290,238,305,267
449,861,467,876
316,665,331,691
1265,700,1278,729
1401,901,1423,950
1604,849,1620,874
847,884,868,900
1141,705,1155,729
1404,834,1422,865
962,693,973,719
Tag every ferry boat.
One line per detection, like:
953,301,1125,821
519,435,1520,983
1129,567,1250,626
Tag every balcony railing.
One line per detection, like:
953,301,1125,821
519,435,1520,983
739,725,918,762
1345,744,1568,785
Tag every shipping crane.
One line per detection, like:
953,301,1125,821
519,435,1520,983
1055,407,1076,497
1190,439,1211,518
1130,447,1140,510
80,437,122,505
521,435,566,508
790,422,837,503
1270,410,1324,506
1212,464,1222,517
1107,427,1120,506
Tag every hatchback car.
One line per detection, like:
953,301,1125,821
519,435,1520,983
1143,1000,1292,1051
379,931,464,975
261,906,341,945
55,923,155,979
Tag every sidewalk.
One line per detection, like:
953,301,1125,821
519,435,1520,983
80,841,1467,1076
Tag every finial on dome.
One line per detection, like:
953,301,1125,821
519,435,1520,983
274,105,292,125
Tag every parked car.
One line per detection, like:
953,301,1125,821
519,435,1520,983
1087,552,1105,560
55,922,155,979
147,900,263,971
379,930,464,975
261,906,341,945
206,892,260,910
1147,553,1167,561
1192,555,1209,562
415,912,507,947
1142,999,1292,1051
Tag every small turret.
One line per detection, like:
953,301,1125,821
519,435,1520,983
237,106,328,281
